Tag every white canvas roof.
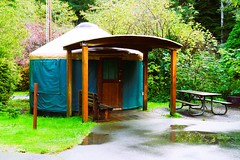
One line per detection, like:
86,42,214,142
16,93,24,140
30,22,142,59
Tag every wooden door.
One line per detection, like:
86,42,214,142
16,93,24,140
98,59,123,109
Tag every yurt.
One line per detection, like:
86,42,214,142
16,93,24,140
29,22,144,114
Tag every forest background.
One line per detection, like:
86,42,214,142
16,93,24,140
0,0,239,103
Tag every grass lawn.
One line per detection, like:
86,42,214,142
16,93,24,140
147,101,169,110
0,99,96,153
147,101,183,118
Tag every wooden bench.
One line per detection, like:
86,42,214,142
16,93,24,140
175,99,205,116
176,99,199,109
205,99,232,105
205,99,232,115
79,91,113,122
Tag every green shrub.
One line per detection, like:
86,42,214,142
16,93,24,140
0,102,4,113
0,102,20,118
219,48,240,96
0,58,20,103
147,48,239,101
16,62,29,91
148,49,171,102
225,22,240,49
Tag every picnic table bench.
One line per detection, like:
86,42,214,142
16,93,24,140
205,99,232,115
79,91,113,122
175,98,204,116
176,99,199,108
176,90,232,116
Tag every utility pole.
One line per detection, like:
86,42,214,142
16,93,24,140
46,0,52,43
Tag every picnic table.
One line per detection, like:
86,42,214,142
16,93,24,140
176,90,231,116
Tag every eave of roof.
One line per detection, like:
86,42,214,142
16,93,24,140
64,35,182,52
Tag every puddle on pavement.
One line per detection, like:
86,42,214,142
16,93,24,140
80,132,111,145
99,124,129,131
124,115,140,120
170,125,188,130
80,124,129,145
143,125,240,149
110,111,141,121
131,129,152,137
80,124,240,148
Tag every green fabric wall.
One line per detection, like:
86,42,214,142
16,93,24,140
30,59,67,112
123,61,143,109
71,60,98,111
30,59,143,113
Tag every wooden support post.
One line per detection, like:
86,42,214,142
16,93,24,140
170,50,177,115
67,50,72,117
33,83,38,129
143,52,148,111
82,42,89,122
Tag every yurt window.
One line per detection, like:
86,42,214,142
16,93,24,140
103,59,118,80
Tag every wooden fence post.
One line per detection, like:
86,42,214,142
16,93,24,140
33,83,38,129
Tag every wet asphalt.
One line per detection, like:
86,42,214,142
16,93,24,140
1,107,240,160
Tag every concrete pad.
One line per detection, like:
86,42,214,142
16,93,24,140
58,108,240,160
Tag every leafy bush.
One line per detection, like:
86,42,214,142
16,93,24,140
0,58,20,103
177,50,232,98
147,48,237,101
0,102,4,113
225,22,240,49
0,99,29,118
0,102,19,118
148,49,171,102
16,62,30,91
219,48,240,96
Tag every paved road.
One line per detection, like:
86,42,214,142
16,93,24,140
1,108,240,160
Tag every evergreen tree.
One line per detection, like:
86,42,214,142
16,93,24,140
60,0,96,24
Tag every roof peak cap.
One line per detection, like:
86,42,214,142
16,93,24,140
76,22,100,29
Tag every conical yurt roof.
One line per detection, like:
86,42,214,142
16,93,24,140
30,22,112,59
